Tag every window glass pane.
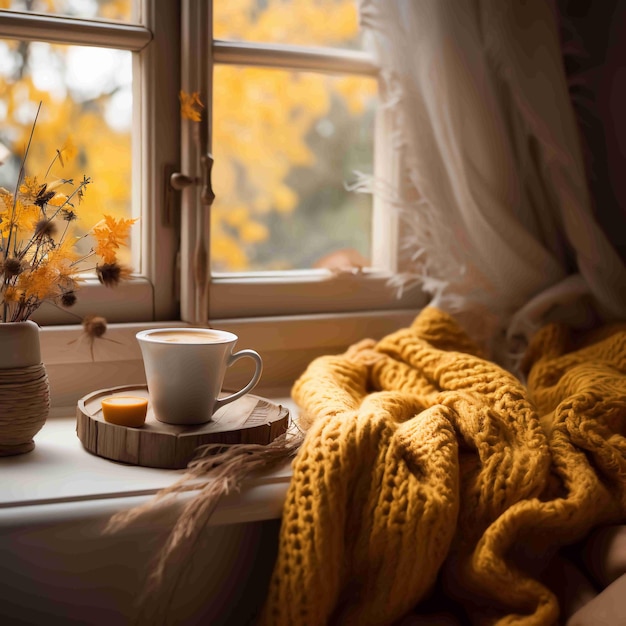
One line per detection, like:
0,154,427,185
211,65,376,273
2,0,135,22
0,38,134,268
214,0,362,50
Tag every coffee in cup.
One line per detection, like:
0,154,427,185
136,328,263,425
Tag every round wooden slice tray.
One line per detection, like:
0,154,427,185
77,385,290,469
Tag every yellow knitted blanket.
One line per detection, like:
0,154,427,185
260,307,626,626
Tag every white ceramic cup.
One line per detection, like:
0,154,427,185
136,328,263,425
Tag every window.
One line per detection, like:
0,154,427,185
0,0,423,329
0,0,179,324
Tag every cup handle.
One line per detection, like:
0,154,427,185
213,349,263,411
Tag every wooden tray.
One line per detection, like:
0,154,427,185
76,385,290,469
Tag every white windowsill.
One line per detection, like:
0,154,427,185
0,395,298,527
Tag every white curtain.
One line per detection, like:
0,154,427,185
359,0,626,361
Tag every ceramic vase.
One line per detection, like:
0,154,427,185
0,320,50,456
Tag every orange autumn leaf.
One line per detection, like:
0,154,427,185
0,197,40,238
17,264,58,301
92,214,138,264
18,175,41,201
179,90,204,122
2,285,20,303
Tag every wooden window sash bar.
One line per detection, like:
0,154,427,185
0,10,151,50
213,39,378,76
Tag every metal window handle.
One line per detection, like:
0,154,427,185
170,153,215,207
169,172,197,190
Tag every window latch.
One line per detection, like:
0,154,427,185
169,153,215,207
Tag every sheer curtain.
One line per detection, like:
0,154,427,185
359,0,626,362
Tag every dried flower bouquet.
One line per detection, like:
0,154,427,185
0,104,135,323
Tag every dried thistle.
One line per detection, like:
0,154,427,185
34,219,57,239
82,314,107,338
60,290,77,307
61,209,78,222
2,257,24,278
96,262,132,287
34,186,56,208
67,314,121,361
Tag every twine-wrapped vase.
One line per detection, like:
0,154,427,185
0,320,50,456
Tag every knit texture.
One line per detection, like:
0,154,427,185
260,307,626,625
